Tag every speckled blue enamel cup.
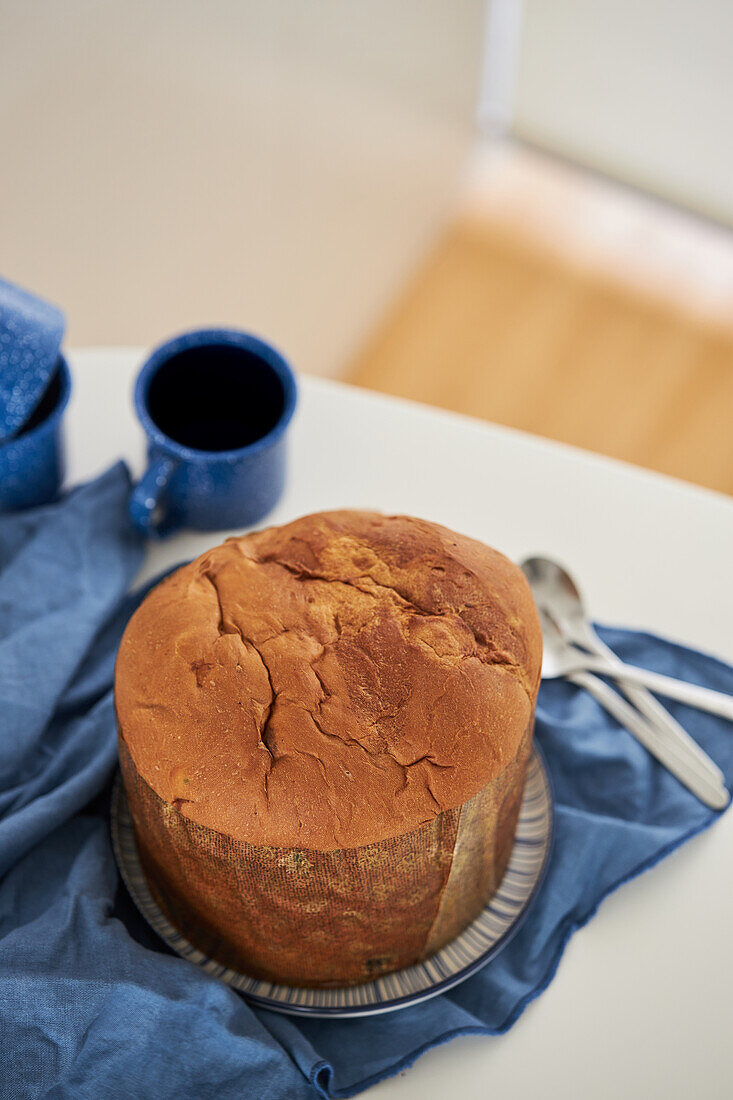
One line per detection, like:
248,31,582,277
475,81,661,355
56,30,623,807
130,329,297,537
0,355,71,512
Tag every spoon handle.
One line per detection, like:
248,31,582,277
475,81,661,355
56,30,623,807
570,671,729,810
563,619,727,789
583,658,733,721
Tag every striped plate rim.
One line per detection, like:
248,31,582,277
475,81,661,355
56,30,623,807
111,744,553,1018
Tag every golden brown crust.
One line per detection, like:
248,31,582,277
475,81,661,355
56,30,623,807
115,511,541,851
119,722,532,986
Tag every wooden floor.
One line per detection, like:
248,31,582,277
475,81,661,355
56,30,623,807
349,219,733,496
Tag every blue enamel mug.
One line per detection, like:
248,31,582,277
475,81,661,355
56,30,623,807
130,329,297,536
0,355,71,512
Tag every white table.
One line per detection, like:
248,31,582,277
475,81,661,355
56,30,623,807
68,349,733,1100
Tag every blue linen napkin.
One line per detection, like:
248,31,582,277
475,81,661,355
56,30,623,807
1,467,732,1099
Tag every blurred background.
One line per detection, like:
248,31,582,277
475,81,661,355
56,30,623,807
2,0,732,493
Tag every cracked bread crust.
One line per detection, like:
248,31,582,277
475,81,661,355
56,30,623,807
115,510,542,852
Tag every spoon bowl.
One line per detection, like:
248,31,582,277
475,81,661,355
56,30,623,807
534,606,577,679
521,557,593,646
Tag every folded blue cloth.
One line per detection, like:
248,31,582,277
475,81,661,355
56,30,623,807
2,466,732,1099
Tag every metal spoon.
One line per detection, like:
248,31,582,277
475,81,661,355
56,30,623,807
535,609,728,808
541,619,733,721
522,557,729,810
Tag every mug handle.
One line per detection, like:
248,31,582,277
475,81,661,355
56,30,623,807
129,455,180,537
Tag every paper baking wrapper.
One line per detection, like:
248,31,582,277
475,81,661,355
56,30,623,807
118,718,534,988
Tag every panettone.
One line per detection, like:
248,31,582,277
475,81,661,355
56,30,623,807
114,511,542,986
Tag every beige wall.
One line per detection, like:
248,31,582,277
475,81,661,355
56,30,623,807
512,0,733,226
0,0,484,375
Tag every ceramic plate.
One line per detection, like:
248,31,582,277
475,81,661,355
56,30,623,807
111,744,553,1018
